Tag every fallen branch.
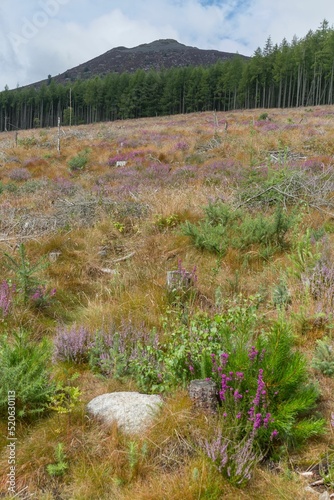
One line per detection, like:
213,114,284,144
235,185,278,209
112,251,136,263
310,478,325,487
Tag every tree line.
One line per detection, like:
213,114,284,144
1,20,334,132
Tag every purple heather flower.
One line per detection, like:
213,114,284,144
253,369,266,407
9,167,31,181
253,413,262,430
234,390,243,401
0,281,15,316
204,431,229,472
270,430,278,440
263,413,272,428
248,346,259,362
220,373,229,401
31,289,43,300
248,406,255,420
53,324,90,363
220,352,229,366
174,140,189,151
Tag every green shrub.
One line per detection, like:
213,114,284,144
132,299,324,455
237,206,292,250
155,213,181,231
312,337,334,376
272,278,291,308
182,219,229,255
204,202,240,226
4,243,49,305
201,314,324,486
46,443,68,477
4,182,19,194
68,148,90,171
0,330,56,419
17,136,37,148
288,228,321,278
256,320,324,449
181,201,293,257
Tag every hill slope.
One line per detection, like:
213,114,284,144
31,38,248,88
0,108,334,498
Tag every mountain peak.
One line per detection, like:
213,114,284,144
112,39,189,54
28,39,248,89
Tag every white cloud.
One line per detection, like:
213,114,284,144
0,0,332,90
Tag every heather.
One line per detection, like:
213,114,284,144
0,281,15,317
1,107,334,498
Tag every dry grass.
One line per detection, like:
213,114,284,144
1,107,334,498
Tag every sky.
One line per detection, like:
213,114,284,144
0,0,332,90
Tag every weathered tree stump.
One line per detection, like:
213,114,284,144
188,379,218,413
166,270,193,292
49,251,61,262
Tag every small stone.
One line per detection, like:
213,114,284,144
98,249,108,258
319,492,330,500
100,268,117,275
304,486,318,496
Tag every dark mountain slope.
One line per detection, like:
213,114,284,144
31,38,248,88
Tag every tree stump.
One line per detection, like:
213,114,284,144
188,379,218,413
166,270,193,292
49,251,61,262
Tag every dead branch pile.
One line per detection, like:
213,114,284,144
236,166,334,215
0,195,149,240
196,135,222,154
267,149,307,163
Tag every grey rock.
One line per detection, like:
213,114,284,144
86,392,163,434
319,492,330,500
